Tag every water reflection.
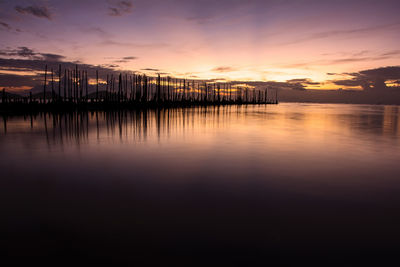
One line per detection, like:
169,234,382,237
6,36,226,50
1,104,399,149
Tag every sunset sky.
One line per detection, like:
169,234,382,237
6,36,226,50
1,0,400,92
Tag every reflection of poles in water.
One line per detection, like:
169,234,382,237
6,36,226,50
51,68,54,103
52,112,56,141
96,111,99,140
118,110,122,140
143,109,148,141
86,111,89,140
2,115,6,134
43,112,50,148
18,107,250,147
59,114,64,147
156,108,161,141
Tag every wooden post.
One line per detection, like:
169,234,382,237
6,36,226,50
96,70,99,102
51,68,54,103
58,65,61,101
64,69,67,102
265,88,267,103
85,70,88,102
75,65,78,103
217,83,220,103
43,65,47,104
118,73,122,103
167,77,170,102
157,74,161,102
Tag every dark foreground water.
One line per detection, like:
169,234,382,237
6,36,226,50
1,103,400,266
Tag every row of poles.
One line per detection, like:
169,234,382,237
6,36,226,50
1,64,278,105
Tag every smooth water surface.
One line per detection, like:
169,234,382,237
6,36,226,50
1,103,400,265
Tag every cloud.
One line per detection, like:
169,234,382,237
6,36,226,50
285,78,320,90
41,53,66,62
81,27,114,39
14,5,52,20
229,79,320,92
114,56,137,63
331,66,400,91
0,47,64,61
186,14,216,25
287,78,319,85
107,0,133,16
212,66,237,73
0,21,11,30
141,68,160,72
0,21,22,33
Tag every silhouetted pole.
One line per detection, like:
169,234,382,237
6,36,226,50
64,69,67,102
75,65,78,103
58,65,61,101
142,75,148,103
118,73,122,103
85,71,88,102
80,70,82,103
43,65,47,104
130,75,133,101
157,74,161,102
217,83,221,103
51,68,54,103
96,70,99,102
167,77,170,102
265,88,267,103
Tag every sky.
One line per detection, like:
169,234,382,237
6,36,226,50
1,0,400,93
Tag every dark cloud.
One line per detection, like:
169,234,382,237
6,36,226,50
212,66,236,73
107,0,133,16
14,5,52,20
102,64,120,68
123,56,136,60
186,14,215,25
141,68,160,72
0,21,11,30
16,47,36,57
114,56,137,63
0,47,64,62
331,66,400,91
81,27,113,38
41,53,66,62
381,50,400,56
287,78,320,85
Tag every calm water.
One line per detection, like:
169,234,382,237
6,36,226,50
1,103,400,265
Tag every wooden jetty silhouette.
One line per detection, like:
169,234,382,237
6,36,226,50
0,64,278,112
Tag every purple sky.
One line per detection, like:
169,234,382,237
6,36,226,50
1,0,400,92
